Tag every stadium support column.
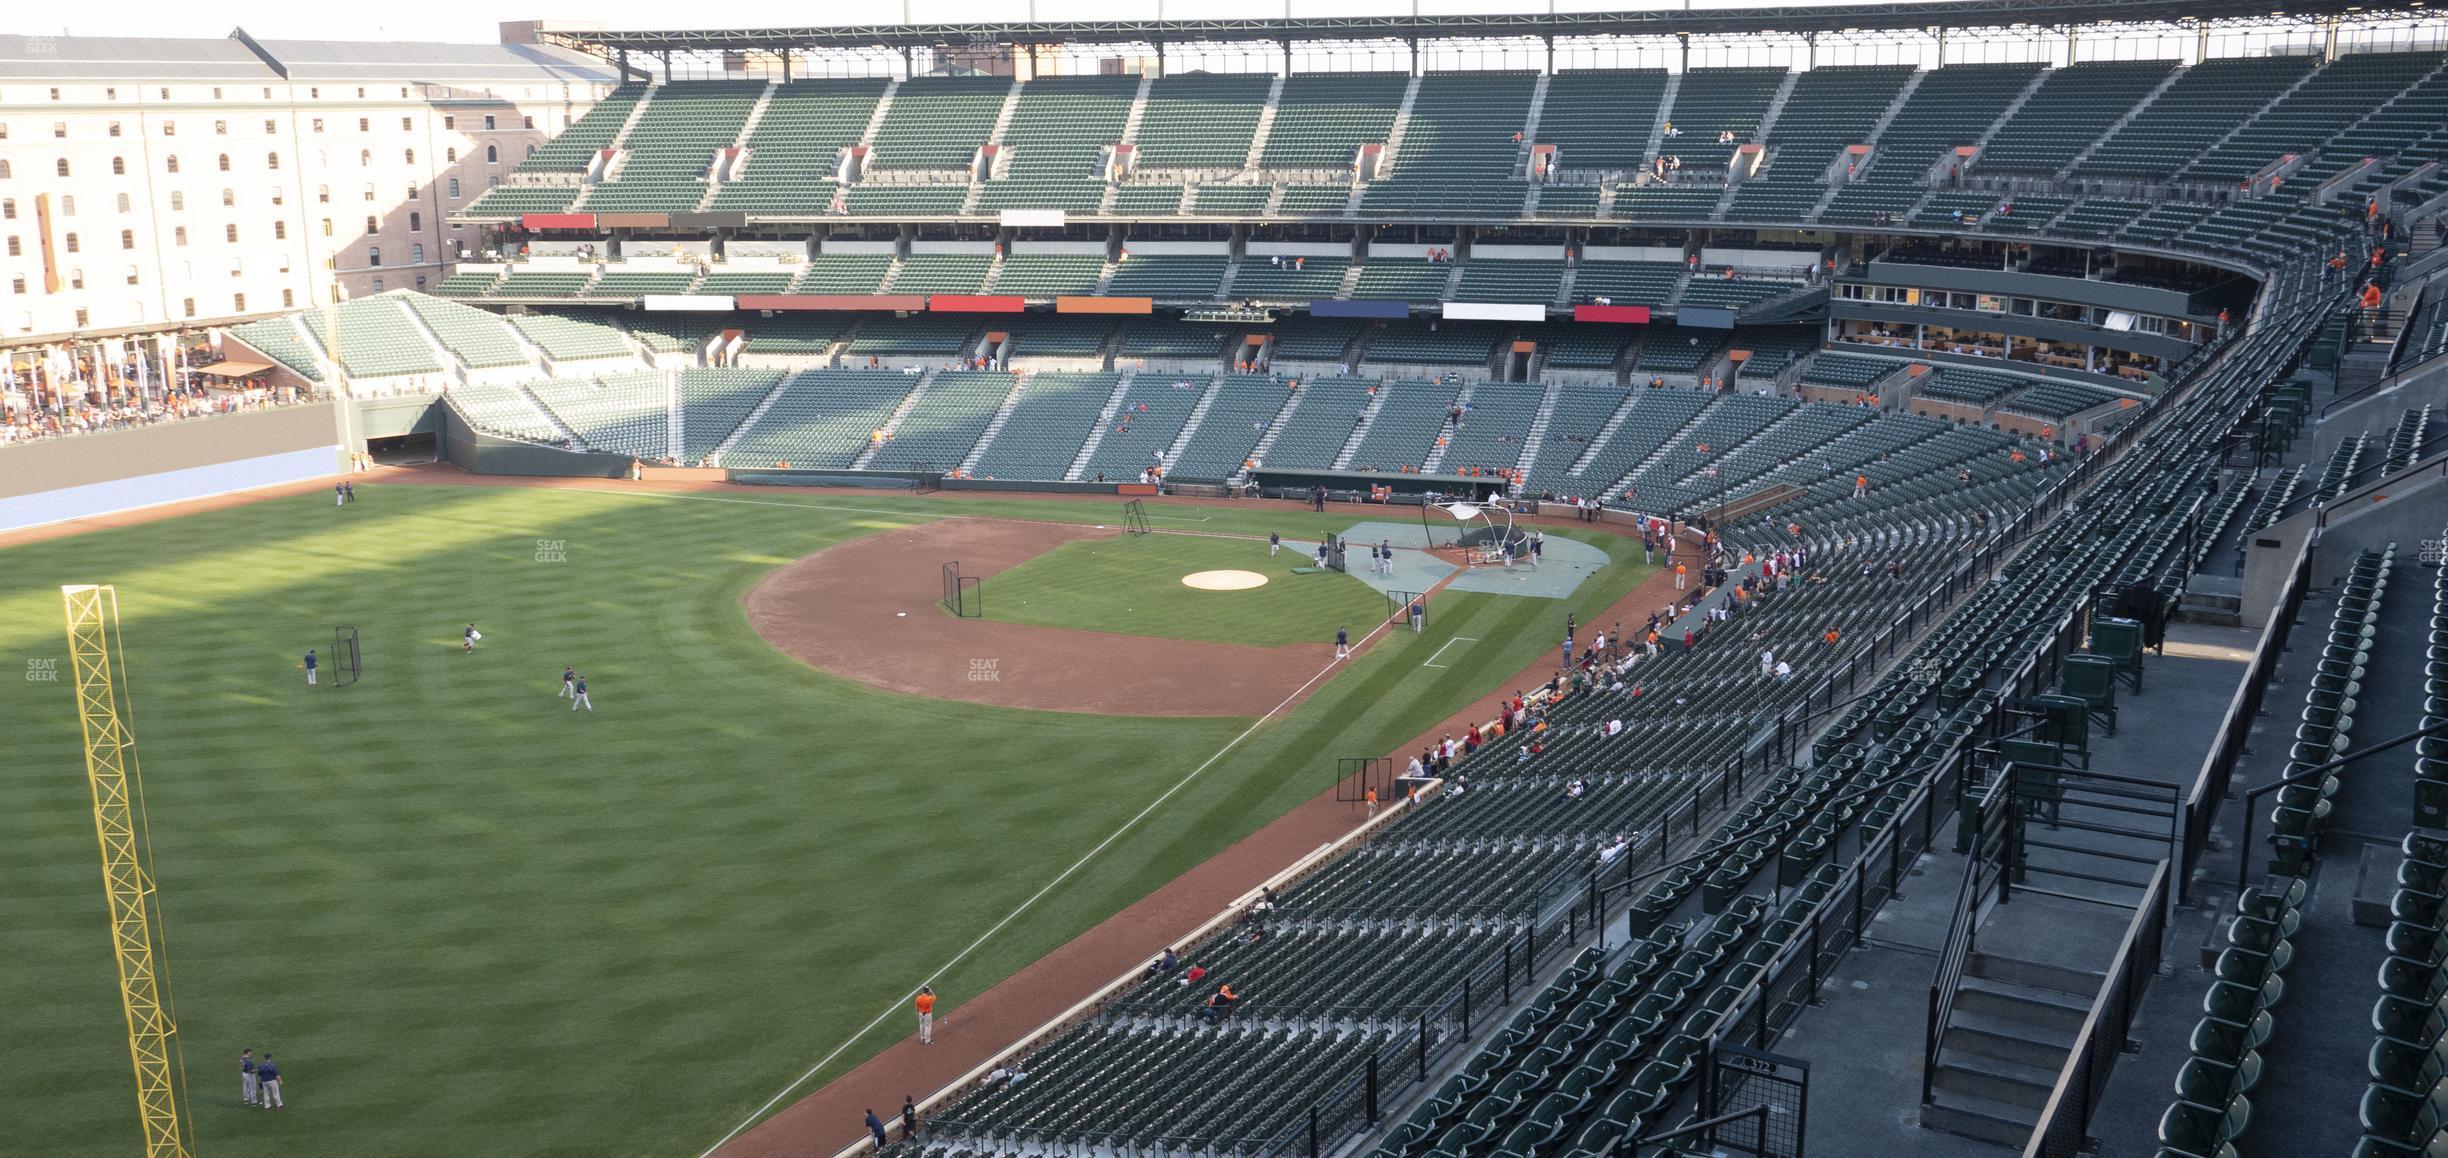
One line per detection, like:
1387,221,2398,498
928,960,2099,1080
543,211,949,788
1805,31,1817,69
1934,27,1947,67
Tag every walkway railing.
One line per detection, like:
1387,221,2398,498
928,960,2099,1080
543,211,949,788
2023,859,2171,1158
2179,535,2309,886
1922,767,2013,1105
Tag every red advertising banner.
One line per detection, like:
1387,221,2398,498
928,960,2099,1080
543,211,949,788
1572,304,1653,324
928,295,1027,313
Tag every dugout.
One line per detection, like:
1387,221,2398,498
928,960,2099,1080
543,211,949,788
1249,468,1507,504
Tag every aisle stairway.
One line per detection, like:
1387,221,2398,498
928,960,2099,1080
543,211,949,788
957,376,1036,474
849,369,939,468
1063,373,1140,480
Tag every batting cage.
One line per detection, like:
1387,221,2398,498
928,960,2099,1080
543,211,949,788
331,626,362,686
1121,499,1152,536
940,562,983,619
1421,499,1526,562
1335,756,1396,806
1387,590,1427,633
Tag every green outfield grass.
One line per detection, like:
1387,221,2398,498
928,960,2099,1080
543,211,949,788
0,483,1646,1158
978,532,1387,647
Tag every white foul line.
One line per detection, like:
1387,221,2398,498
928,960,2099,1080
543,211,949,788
694,603,1401,1157
1420,636,1478,669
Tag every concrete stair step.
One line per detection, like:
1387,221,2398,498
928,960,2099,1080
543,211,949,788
1942,1014,2075,1072
1921,1087,2039,1147
1953,975,2093,1037
1931,1049,2063,1111
1968,951,2107,1000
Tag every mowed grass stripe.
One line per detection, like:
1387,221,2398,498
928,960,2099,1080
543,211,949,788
978,533,1389,647
0,483,1644,1158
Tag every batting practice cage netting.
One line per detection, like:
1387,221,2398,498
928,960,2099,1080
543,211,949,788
331,626,362,686
940,562,982,619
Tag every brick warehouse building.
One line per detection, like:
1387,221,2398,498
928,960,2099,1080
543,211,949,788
0,31,620,343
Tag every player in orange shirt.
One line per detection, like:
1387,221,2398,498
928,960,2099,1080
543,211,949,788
915,987,937,1045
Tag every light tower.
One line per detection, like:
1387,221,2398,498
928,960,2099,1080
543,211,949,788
60,584,197,1158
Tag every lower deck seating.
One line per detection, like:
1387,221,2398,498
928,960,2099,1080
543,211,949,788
1263,377,1378,469
970,372,1119,480
724,370,918,468
678,368,785,463
1082,375,1207,479
228,318,326,380
1170,376,1292,480
526,372,670,459
1343,378,1461,472
445,380,555,441
1435,383,1541,476
868,372,1015,470
512,313,635,362
299,299,447,380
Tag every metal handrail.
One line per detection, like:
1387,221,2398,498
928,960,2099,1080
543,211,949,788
1923,766,2008,1105
1633,1103,1772,1156
2179,538,2307,884
2235,719,2448,893
2023,859,2171,1158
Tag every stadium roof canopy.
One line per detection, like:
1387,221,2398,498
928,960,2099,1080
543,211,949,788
538,0,2413,55
0,30,618,83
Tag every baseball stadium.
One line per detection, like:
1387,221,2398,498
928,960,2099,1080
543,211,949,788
4,3,2448,1157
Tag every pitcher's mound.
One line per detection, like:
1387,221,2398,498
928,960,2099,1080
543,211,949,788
1182,569,1270,591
